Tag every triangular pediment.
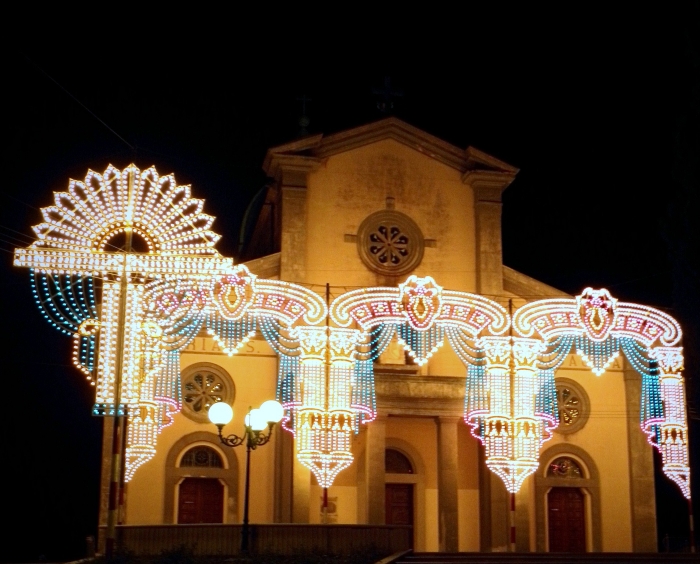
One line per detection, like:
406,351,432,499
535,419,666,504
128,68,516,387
263,117,518,177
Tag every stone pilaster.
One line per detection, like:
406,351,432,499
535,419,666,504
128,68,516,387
488,469,510,550
264,154,320,284
624,361,657,551
478,444,492,551
273,424,294,523
462,171,516,296
363,416,387,524
280,186,308,283
292,457,311,523
437,416,460,552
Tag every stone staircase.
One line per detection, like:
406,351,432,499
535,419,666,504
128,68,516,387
382,552,699,564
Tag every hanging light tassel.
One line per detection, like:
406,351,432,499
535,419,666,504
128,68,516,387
478,336,544,494
653,346,691,499
293,326,358,489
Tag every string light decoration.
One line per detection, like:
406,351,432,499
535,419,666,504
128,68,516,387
513,288,691,499
469,336,546,493
15,166,692,505
14,165,327,482
332,275,523,492
652,346,691,498
290,326,360,488
330,275,509,364
31,269,99,378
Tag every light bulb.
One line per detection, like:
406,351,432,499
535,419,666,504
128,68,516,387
208,402,233,425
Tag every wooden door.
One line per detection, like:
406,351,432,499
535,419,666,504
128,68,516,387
178,477,224,524
385,483,414,526
548,487,586,552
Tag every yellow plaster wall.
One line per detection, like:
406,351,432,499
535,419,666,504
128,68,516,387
424,489,440,552
551,354,633,551
458,489,481,551
304,139,477,291
426,344,467,378
308,485,357,524
125,336,280,525
386,417,438,488
457,420,480,550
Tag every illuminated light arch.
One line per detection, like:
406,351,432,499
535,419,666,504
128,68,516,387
512,287,681,349
13,165,329,483
331,275,509,334
330,275,510,365
512,289,690,499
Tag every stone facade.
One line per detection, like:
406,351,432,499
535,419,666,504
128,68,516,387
103,118,657,553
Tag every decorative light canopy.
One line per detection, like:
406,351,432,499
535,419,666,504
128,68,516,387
513,288,690,498
330,275,509,365
14,167,691,502
14,165,326,482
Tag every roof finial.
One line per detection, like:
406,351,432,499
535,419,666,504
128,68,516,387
372,76,403,114
297,93,312,136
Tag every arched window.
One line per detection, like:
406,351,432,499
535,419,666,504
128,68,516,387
546,456,583,479
180,446,224,468
385,448,414,474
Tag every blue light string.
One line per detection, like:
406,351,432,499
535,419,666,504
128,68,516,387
31,270,92,334
31,270,99,374
351,325,394,431
574,334,620,374
619,337,663,443
465,362,488,439
397,323,444,361
535,335,575,427
155,350,183,406
205,311,257,352
444,326,484,367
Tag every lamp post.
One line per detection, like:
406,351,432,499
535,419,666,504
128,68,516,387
208,399,284,554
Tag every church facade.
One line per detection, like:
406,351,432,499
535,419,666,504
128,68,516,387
14,118,689,553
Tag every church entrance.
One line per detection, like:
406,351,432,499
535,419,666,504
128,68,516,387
178,478,224,523
385,483,414,527
548,487,585,552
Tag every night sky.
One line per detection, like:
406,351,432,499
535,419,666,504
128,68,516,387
3,8,699,561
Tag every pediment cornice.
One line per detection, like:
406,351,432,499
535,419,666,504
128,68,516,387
263,117,519,179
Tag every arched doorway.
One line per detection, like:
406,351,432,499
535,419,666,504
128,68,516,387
385,448,414,527
178,477,224,523
536,444,602,552
548,486,586,552
165,435,238,524
177,446,226,524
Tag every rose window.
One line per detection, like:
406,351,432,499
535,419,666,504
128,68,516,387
558,386,580,426
370,225,409,266
555,379,590,434
181,364,235,423
357,210,424,276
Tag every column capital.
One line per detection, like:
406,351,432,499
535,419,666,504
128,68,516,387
437,415,462,426
462,170,517,203
264,154,322,188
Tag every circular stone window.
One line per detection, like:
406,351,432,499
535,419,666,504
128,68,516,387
181,363,235,424
555,377,590,435
357,210,424,276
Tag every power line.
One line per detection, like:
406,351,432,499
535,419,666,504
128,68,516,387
24,55,135,152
